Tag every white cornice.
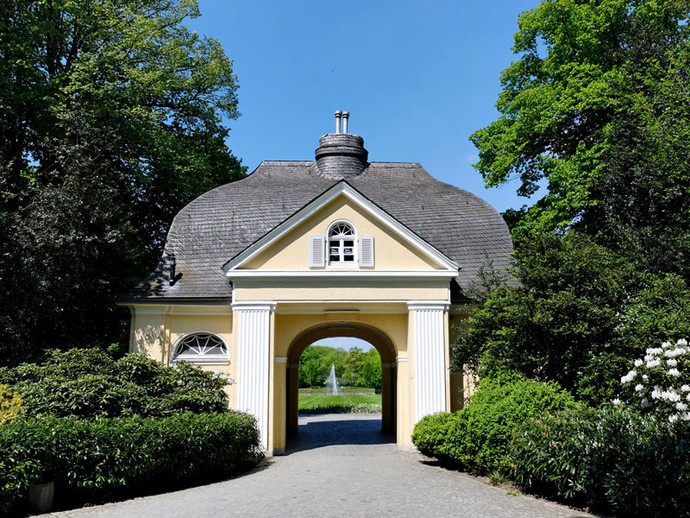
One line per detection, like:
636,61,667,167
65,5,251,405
222,182,460,273
227,270,458,280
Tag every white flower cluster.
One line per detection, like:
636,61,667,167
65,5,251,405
619,339,690,422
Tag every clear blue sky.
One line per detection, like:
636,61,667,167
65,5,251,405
188,0,542,213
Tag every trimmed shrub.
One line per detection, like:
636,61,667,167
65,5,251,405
511,406,690,517
0,348,228,418
0,384,22,425
0,411,261,515
412,372,578,475
411,412,459,460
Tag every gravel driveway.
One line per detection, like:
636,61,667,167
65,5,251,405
46,414,594,518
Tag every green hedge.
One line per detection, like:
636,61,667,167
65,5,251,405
412,373,578,475
0,412,261,515
511,406,690,517
0,349,228,418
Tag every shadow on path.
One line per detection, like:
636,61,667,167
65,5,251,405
285,413,394,453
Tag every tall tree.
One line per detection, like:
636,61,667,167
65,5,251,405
471,0,690,277
0,0,245,364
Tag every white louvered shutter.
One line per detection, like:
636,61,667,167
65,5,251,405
309,236,325,267
359,236,374,267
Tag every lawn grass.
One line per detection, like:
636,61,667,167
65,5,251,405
298,389,382,414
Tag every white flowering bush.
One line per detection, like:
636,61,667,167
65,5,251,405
618,339,690,422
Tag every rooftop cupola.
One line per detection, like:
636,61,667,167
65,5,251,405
315,110,369,178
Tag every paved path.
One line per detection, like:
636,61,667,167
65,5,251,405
48,414,593,518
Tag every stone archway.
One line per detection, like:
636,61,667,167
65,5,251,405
285,322,397,440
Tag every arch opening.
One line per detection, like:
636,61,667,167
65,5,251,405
285,322,397,443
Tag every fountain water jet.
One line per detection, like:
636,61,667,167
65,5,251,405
324,364,340,395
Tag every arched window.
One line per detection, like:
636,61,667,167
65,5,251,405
328,222,356,264
172,333,228,364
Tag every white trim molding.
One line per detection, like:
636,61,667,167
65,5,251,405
232,302,275,450
227,270,458,280
408,302,448,421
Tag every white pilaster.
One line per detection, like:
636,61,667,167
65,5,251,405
408,302,448,421
233,302,275,450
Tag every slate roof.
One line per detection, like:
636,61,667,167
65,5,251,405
123,135,514,302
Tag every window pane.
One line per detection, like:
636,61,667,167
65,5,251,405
175,334,227,359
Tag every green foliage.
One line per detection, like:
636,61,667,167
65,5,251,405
360,349,383,388
341,347,368,386
411,412,457,459
472,0,690,267
511,406,690,517
0,348,228,418
454,231,639,403
0,0,246,365
412,373,578,475
453,230,690,404
0,384,22,425
0,412,261,515
615,275,690,355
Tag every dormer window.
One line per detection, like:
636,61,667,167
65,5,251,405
309,222,374,268
329,222,356,264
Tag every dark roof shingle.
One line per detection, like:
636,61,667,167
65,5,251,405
124,159,513,300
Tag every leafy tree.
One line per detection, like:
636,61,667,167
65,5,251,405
613,274,690,358
472,0,690,279
298,346,327,388
453,231,640,403
360,348,382,389
0,0,245,364
464,0,690,404
342,347,367,386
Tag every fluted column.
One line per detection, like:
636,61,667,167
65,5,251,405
408,302,449,421
233,302,275,450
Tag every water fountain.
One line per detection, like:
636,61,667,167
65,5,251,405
324,364,340,395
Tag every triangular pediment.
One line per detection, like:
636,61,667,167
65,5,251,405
222,181,460,275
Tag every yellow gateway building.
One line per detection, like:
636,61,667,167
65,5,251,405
121,113,513,454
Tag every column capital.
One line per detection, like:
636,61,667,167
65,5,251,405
232,301,276,312
407,301,449,312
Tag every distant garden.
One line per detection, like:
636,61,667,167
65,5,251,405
298,345,382,414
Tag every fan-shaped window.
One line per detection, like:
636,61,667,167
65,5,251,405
328,222,356,264
173,333,228,364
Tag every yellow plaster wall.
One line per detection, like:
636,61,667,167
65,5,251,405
273,311,408,358
243,195,442,271
130,305,235,407
232,281,449,303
